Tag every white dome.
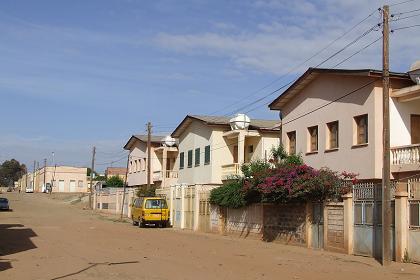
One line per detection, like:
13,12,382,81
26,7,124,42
229,113,251,130
162,136,176,147
409,61,420,72
409,61,420,85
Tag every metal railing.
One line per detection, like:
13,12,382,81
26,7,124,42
391,144,420,166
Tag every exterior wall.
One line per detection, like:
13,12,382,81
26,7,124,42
105,167,127,181
176,121,280,185
176,121,216,185
127,141,161,187
263,203,307,245
36,166,88,193
390,97,420,147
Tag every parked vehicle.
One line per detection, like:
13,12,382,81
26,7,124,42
130,197,169,227
0,198,10,211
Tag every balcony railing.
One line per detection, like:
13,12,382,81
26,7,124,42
391,144,420,166
165,171,178,179
221,163,241,179
153,170,179,181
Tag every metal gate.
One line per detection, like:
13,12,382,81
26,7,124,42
312,203,324,249
184,186,195,230
325,203,345,252
353,182,395,259
198,191,211,232
172,187,182,228
408,177,420,263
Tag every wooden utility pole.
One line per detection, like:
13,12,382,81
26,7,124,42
43,158,47,192
89,146,96,209
33,160,36,191
382,4,392,266
120,153,130,220
147,122,152,189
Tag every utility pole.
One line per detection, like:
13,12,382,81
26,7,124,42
43,158,47,192
382,4,392,266
33,160,36,192
120,154,130,220
147,122,152,189
89,146,96,209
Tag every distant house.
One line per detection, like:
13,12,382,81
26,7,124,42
105,167,127,181
26,166,88,193
268,66,420,180
123,134,178,189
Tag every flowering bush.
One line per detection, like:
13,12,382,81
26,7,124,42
254,165,357,203
209,145,357,208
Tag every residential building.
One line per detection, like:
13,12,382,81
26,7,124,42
105,167,127,181
123,135,178,189
23,166,88,193
268,66,420,180
171,114,280,185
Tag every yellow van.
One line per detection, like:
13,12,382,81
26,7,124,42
130,197,170,228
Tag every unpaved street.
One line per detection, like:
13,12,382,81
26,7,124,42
1,192,420,280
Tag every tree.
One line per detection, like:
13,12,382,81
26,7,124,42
105,175,124,188
0,159,27,187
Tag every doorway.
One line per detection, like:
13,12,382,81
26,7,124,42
411,115,420,144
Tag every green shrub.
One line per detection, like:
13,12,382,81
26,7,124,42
106,176,124,188
209,180,246,208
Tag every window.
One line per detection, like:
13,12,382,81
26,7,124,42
327,121,339,149
410,202,420,228
204,145,211,165
179,152,185,169
248,145,254,154
307,126,318,152
141,159,146,171
354,114,368,145
145,199,167,209
187,150,193,168
195,148,200,166
287,131,296,155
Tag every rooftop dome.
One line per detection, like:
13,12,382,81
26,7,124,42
409,61,420,85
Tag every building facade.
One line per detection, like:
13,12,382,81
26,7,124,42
268,67,420,180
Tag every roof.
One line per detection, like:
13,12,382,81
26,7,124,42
268,67,411,111
123,134,164,150
171,115,279,138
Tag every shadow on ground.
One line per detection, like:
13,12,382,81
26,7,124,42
0,224,37,272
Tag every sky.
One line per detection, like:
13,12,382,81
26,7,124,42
0,0,419,171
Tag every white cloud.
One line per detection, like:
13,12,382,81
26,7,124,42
154,0,420,75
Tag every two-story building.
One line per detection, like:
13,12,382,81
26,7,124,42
166,114,279,231
123,134,178,189
268,66,420,181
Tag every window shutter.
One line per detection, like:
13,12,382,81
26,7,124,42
195,148,200,166
204,145,211,164
180,152,184,169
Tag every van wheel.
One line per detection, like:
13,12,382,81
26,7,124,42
162,221,167,228
138,219,144,228
132,217,138,226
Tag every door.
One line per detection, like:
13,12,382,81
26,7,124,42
312,203,324,249
233,145,238,163
58,180,65,192
69,180,76,192
411,115,420,144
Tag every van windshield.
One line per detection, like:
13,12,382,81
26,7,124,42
145,199,167,209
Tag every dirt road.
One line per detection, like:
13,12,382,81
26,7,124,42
1,192,419,280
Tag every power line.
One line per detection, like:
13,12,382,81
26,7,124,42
390,0,420,7
207,9,380,117
392,24,420,31
391,7,420,15
391,12,420,21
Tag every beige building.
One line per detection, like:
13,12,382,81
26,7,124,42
123,135,178,189
32,166,88,193
268,67,420,180
171,115,280,185
105,167,127,181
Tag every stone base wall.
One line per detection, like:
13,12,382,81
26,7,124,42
263,203,307,245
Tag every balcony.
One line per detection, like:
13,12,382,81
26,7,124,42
153,170,179,182
391,144,420,173
221,163,241,180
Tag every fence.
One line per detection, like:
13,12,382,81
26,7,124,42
93,188,136,218
408,177,420,263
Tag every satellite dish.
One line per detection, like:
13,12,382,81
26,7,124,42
162,136,176,147
409,61,420,85
229,113,251,130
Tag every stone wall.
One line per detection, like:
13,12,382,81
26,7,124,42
263,203,307,245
